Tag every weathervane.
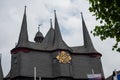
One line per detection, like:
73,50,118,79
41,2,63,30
38,24,42,32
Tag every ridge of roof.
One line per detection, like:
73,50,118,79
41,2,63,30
14,9,100,54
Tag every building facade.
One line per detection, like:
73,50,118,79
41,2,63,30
2,7,105,80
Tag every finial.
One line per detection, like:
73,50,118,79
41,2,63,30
80,12,83,15
38,24,42,32
24,5,27,13
54,10,56,13
25,5,27,8
81,12,84,19
80,12,83,17
54,10,56,16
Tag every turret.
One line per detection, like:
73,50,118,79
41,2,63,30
34,26,44,43
81,12,97,53
16,6,29,47
53,10,71,51
41,19,54,49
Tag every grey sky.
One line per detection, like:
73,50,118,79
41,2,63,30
0,0,120,78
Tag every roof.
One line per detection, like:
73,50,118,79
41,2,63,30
14,9,101,55
34,30,44,43
80,13,98,53
16,6,28,47
53,10,72,51
35,31,43,38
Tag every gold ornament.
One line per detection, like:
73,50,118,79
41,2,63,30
56,51,71,64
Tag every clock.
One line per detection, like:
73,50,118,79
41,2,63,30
56,51,71,64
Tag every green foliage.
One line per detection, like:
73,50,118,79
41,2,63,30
89,0,120,52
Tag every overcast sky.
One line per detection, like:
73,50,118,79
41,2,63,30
0,0,120,78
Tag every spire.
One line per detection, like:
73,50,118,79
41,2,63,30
0,54,3,80
17,6,28,47
54,10,63,40
53,10,71,50
42,28,54,49
81,12,97,52
34,24,44,43
40,18,54,49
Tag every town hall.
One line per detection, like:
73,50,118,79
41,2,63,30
0,7,105,80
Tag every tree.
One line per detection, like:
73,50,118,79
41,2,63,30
89,0,120,52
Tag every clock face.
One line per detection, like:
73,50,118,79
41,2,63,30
56,51,71,64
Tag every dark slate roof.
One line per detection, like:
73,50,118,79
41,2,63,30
34,28,44,43
15,10,72,51
35,31,43,39
0,55,3,80
71,46,88,53
16,6,29,48
53,10,72,51
81,13,98,53
27,27,54,50
15,10,100,54
41,19,54,50
70,13,99,54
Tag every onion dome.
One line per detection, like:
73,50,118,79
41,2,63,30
34,26,44,43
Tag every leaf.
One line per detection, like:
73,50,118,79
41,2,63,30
89,0,120,52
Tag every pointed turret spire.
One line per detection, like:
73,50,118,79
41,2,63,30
17,6,28,47
41,18,54,49
0,54,3,80
54,10,63,40
81,12,97,52
53,10,71,50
